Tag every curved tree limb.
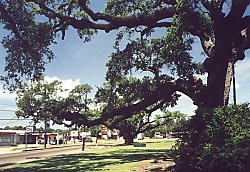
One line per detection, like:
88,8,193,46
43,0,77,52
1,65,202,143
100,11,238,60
26,0,176,33
58,77,205,127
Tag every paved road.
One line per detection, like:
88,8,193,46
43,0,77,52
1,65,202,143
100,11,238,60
0,144,87,167
0,141,124,168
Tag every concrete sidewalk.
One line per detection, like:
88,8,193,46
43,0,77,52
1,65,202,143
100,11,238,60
0,139,124,155
0,142,83,155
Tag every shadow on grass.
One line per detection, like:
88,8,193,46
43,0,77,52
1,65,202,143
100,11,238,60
0,148,173,172
0,164,16,168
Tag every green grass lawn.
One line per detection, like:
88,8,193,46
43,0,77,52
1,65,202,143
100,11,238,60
0,139,175,172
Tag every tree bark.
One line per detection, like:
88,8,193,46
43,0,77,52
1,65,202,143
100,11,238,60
205,19,233,108
223,60,234,106
206,55,231,108
124,132,134,145
119,126,135,145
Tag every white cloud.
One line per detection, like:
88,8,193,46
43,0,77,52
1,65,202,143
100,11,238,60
0,76,82,128
170,92,197,116
229,58,250,103
44,76,81,98
0,76,81,109
235,58,250,86
0,84,17,102
194,73,208,84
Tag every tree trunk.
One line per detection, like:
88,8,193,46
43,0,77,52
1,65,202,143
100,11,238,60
124,131,134,145
119,126,134,145
223,60,234,105
205,27,233,108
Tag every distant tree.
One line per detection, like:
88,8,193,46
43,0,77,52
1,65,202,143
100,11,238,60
16,80,95,128
54,129,64,133
88,125,100,137
36,126,44,132
167,111,189,132
59,84,93,127
114,111,173,145
144,111,189,137
3,126,11,130
16,80,63,124
12,126,26,130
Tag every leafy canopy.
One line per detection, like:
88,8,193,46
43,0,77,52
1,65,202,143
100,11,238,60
1,0,250,126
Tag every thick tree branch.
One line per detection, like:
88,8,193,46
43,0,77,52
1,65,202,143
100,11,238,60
184,11,215,57
0,2,29,45
138,118,172,134
215,0,226,11
71,7,176,33
201,0,225,21
240,16,250,51
145,101,166,115
58,78,204,127
27,0,176,33
0,2,19,36
155,0,177,7
141,22,172,37
227,0,250,20
108,100,165,128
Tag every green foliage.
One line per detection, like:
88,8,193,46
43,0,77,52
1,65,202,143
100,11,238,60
144,110,189,137
95,76,157,116
16,80,63,123
0,125,26,130
88,125,100,137
16,80,94,126
66,84,92,113
174,104,250,172
0,1,55,90
105,0,157,16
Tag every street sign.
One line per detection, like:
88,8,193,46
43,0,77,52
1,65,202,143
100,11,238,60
70,130,78,137
82,132,87,138
46,122,50,130
26,126,33,133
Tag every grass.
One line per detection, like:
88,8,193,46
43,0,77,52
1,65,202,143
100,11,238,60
0,139,175,172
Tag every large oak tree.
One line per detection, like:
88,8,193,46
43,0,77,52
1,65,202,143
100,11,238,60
1,0,250,126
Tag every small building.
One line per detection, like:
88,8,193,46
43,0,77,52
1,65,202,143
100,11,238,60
154,132,164,139
0,130,38,146
137,133,145,140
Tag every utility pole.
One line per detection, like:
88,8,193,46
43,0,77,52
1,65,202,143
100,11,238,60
82,90,88,151
25,121,32,148
44,121,47,149
25,131,28,148
82,126,86,151
232,62,237,105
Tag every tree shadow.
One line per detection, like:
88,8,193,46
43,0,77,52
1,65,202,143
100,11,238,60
0,148,173,172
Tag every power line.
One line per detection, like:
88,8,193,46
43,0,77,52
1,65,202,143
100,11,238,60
0,117,33,127
0,109,16,112
0,117,19,127
0,103,16,107
0,118,32,120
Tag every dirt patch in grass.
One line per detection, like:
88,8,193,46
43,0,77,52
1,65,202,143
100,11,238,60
137,156,175,172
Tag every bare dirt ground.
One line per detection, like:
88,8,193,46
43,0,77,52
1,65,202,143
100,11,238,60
137,156,176,172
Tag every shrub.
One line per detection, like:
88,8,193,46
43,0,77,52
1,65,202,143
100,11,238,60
174,104,250,172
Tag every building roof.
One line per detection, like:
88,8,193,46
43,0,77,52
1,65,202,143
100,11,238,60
0,130,26,134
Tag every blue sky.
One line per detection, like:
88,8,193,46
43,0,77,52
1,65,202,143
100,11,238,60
0,1,250,129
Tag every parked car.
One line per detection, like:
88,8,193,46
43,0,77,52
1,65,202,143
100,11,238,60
38,139,44,144
50,140,57,145
78,138,93,142
85,138,93,142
